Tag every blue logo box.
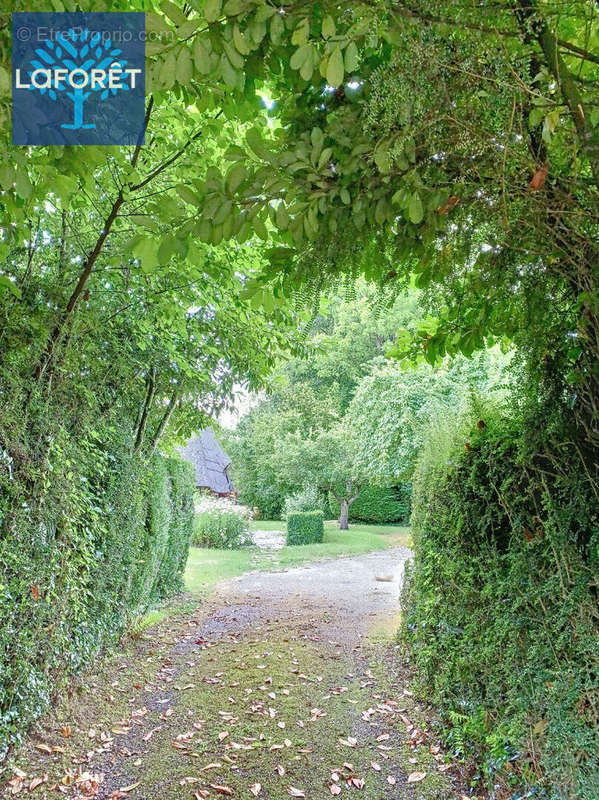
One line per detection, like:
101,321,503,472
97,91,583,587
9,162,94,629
12,12,145,146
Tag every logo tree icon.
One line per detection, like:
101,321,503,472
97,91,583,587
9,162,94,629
28,28,128,130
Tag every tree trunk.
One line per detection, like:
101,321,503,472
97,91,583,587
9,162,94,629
339,500,349,530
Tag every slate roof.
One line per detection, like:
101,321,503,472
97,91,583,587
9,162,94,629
178,428,234,494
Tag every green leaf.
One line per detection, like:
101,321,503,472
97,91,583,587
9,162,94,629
15,170,32,200
233,24,250,55
193,38,212,73
133,238,159,272
224,40,244,69
226,162,246,194
203,0,222,23
291,18,309,46
275,203,290,230
145,12,173,37
375,197,389,224
253,215,268,240
53,175,78,202
220,54,238,88
0,274,21,298
290,44,311,71
270,12,284,45
339,187,350,205
175,46,193,85
0,163,14,190
158,236,176,263
223,0,243,15
326,47,344,88
246,127,269,159
160,51,177,89
267,246,295,264
177,185,200,205
408,192,424,224
160,0,187,26
322,15,335,39
344,41,359,72
300,48,314,81
374,144,390,173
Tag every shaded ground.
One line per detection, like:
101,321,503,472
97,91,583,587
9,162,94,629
3,548,472,800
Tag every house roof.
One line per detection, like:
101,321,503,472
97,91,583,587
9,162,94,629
178,429,234,494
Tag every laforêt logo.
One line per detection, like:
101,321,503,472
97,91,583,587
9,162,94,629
12,12,146,146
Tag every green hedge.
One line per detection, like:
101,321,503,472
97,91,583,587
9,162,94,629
286,510,324,545
0,444,194,761
328,484,410,524
401,410,599,796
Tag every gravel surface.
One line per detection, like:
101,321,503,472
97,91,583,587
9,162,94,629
251,529,286,550
221,546,412,643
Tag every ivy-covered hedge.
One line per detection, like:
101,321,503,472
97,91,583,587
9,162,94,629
286,510,324,545
328,484,410,524
401,410,599,797
0,443,194,761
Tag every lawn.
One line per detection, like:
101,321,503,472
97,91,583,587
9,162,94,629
184,520,410,592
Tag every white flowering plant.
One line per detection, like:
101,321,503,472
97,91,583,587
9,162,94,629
192,493,252,549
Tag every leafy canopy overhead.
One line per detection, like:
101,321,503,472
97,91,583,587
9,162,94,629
1,0,598,436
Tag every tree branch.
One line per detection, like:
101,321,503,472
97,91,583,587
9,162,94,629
134,367,157,455
32,99,155,383
148,389,179,456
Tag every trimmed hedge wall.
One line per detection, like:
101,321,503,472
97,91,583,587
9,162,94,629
0,447,194,761
286,510,324,545
328,484,410,524
401,412,599,796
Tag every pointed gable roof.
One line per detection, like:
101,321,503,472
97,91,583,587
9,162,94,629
178,428,234,494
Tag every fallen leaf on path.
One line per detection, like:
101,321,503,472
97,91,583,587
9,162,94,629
249,784,261,796
287,788,305,798
338,737,357,747
202,763,223,771
275,764,285,776
387,776,396,785
194,792,210,800
371,762,381,772
210,785,233,795
329,785,341,795
61,725,72,739
348,777,364,789
143,726,162,742
407,771,427,783
29,775,48,791
7,777,24,794
119,782,140,793
34,743,53,754
218,731,229,742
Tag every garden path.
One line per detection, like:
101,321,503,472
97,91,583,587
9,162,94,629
5,549,469,800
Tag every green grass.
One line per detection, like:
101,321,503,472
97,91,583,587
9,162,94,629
184,521,411,591
273,523,410,567
248,518,286,531
184,547,254,592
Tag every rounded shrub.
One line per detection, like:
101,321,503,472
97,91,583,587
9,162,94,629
286,510,324,545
